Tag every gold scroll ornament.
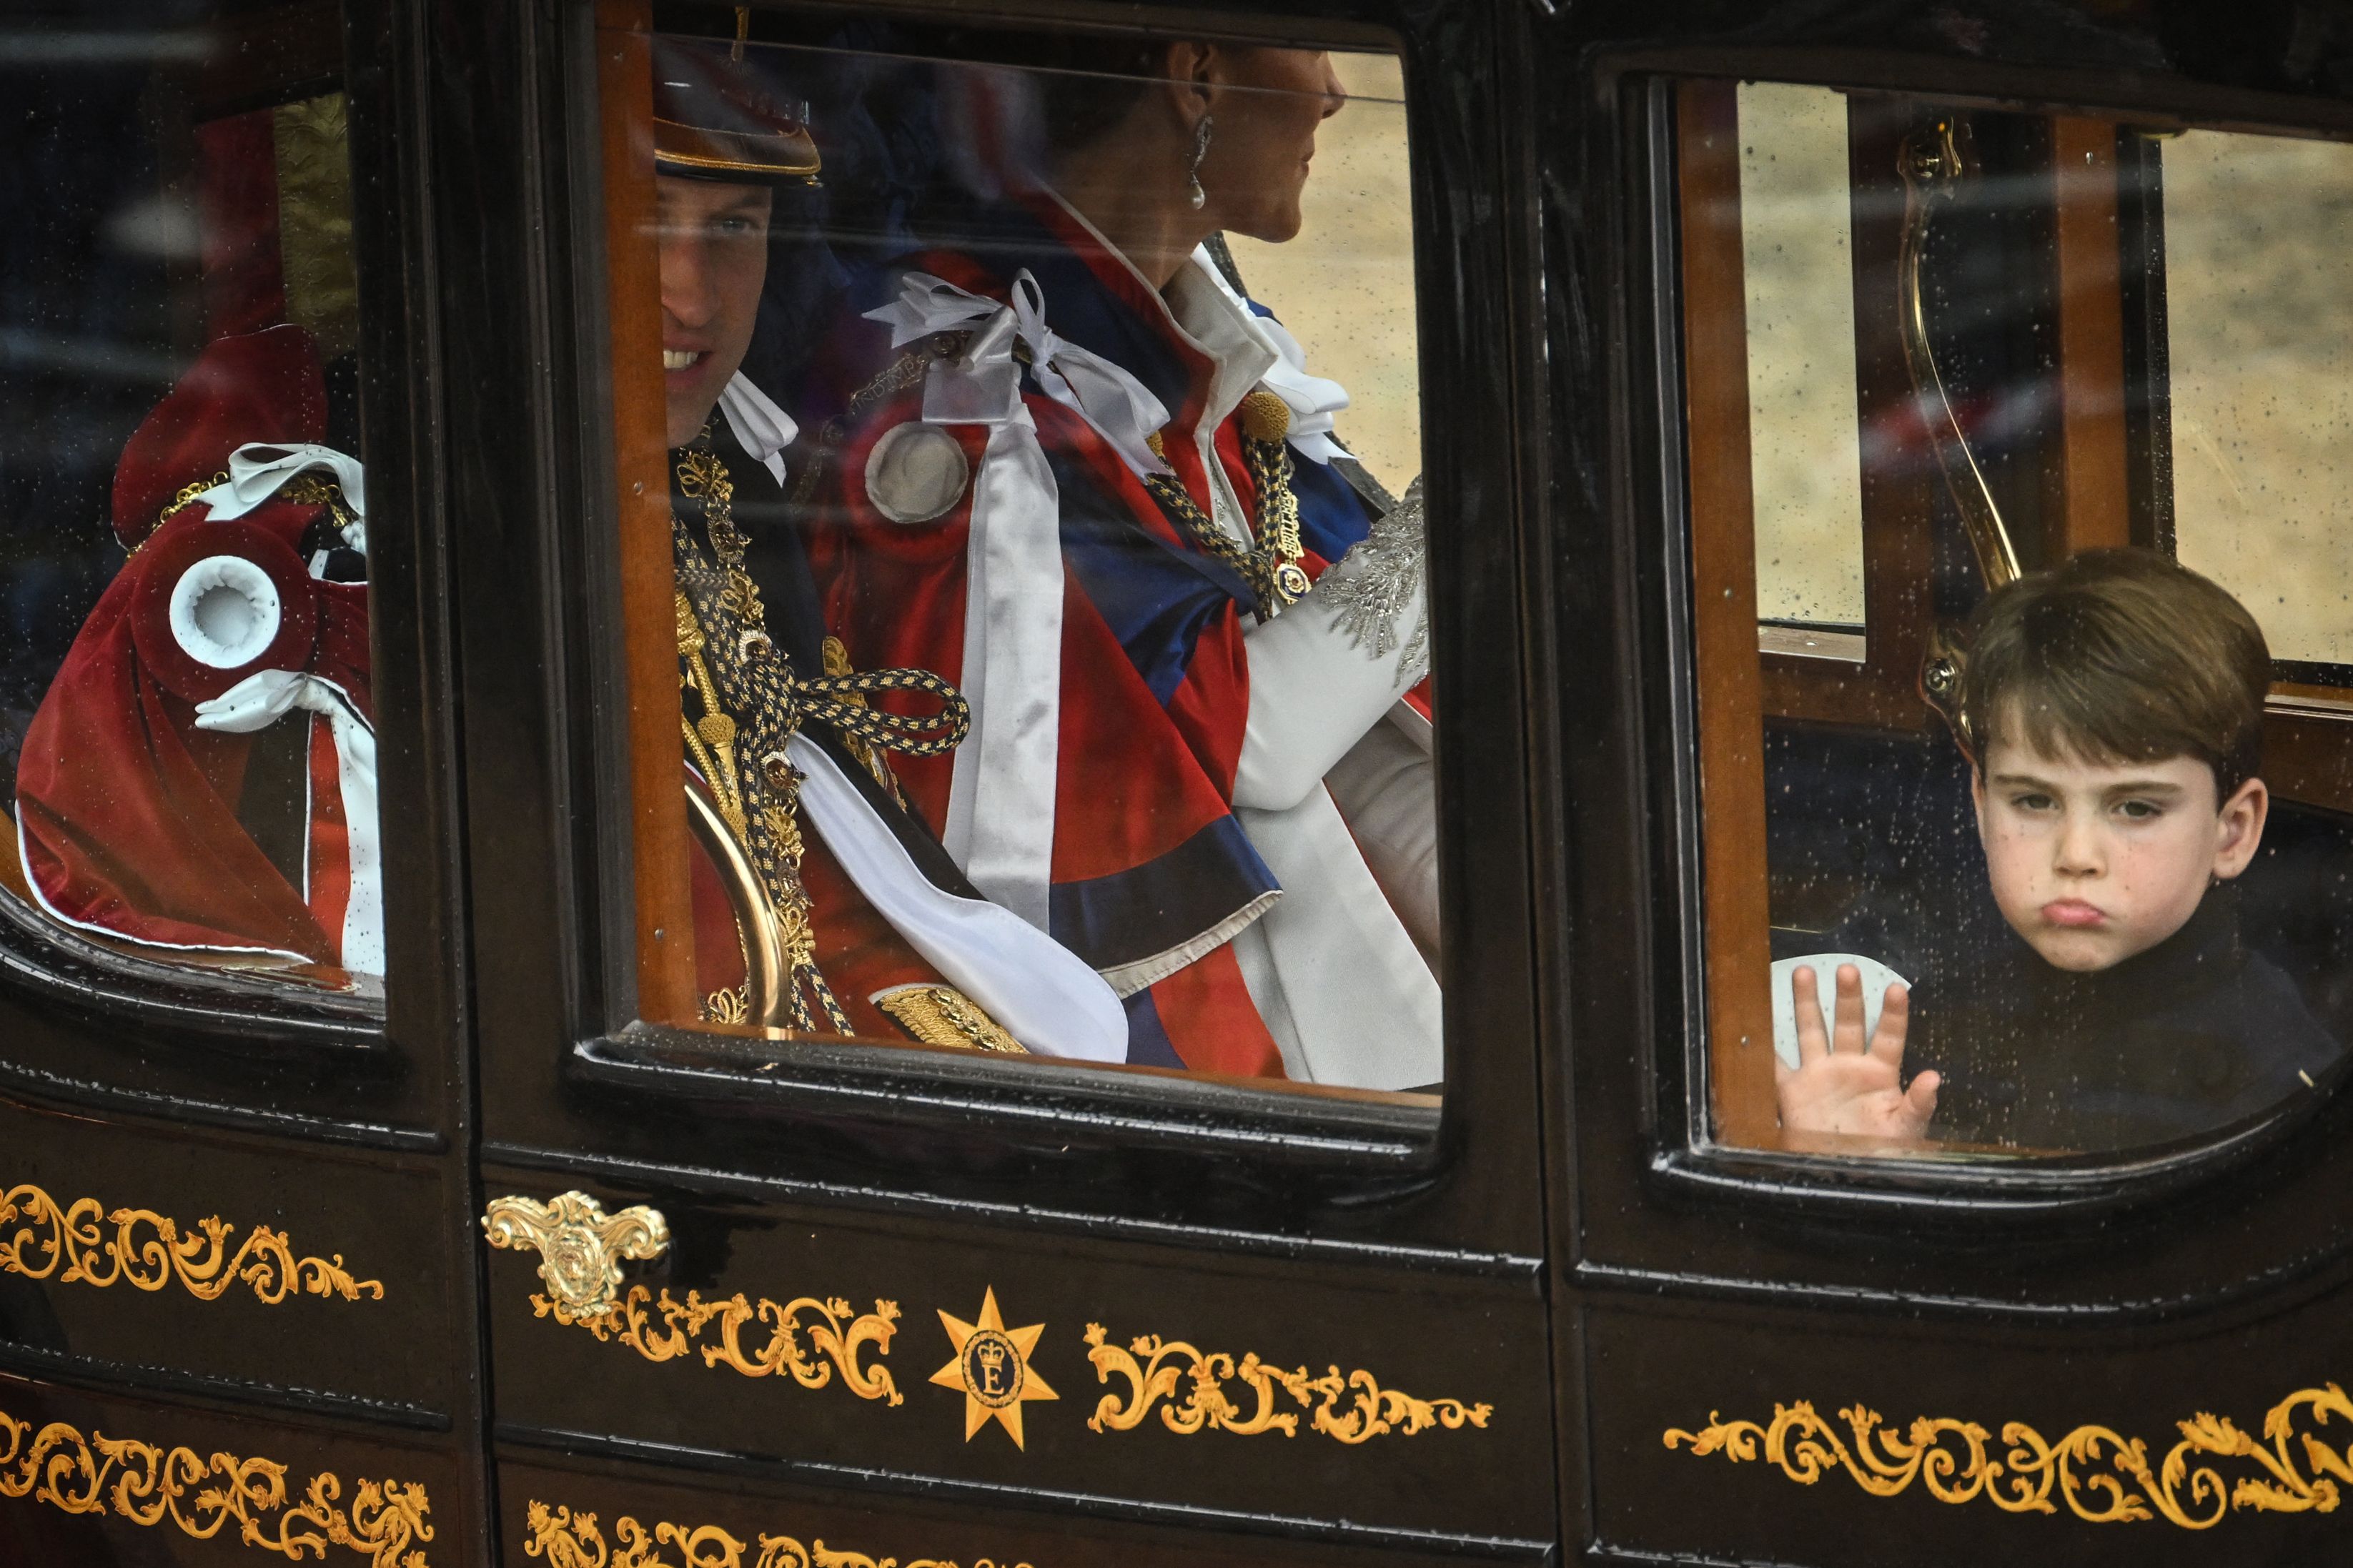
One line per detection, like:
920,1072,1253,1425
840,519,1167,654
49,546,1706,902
0,1403,432,1566
543,1285,902,1406
1082,1322,1492,1443
524,1500,1029,1568
482,1189,900,1405
0,1181,383,1304
1665,1384,2353,1529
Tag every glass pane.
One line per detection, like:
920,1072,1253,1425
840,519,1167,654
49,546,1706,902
599,25,1438,1096
1675,81,2352,1161
2,4,381,995
2164,129,2353,669
1738,80,1866,637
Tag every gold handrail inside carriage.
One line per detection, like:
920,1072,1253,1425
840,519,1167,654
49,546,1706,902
683,780,791,1028
1898,115,2023,743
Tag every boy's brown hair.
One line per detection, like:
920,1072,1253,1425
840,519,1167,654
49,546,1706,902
1956,548,2271,798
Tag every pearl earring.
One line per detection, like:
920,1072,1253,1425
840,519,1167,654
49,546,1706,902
1187,114,1214,209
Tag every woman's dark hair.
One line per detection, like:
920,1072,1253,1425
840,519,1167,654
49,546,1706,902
832,26,1183,153
1029,38,1171,152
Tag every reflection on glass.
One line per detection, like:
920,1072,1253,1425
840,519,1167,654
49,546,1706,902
2164,129,2353,668
620,29,1437,1092
1678,84,2353,1158
1738,81,1866,634
1,6,378,990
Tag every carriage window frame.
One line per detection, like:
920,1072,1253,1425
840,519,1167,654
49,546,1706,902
1620,56,2353,1222
0,2,411,1081
545,1,1528,1181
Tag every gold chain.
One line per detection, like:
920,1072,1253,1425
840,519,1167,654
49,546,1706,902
142,469,360,557
1144,414,1310,620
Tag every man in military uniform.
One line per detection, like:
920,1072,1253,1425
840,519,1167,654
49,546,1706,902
646,41,1125,1059
11,36,1122,1061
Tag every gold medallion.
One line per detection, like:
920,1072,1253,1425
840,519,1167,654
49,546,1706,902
931,1286,1057,1448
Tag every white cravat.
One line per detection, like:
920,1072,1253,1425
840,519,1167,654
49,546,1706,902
720,372,798,487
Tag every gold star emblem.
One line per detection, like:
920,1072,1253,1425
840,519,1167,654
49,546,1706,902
930,1286,1056,1448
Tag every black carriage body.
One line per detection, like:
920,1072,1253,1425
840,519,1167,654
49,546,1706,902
5,0,2353,1564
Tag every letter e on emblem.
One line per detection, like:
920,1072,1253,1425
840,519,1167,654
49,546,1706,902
932,1286,1056,1447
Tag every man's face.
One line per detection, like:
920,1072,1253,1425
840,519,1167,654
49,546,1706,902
658,175,772,448
1973,726,2267,972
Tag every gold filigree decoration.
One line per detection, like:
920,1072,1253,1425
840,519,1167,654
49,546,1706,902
533,1284,903,1406
0,1403,432,1566
481,1191,670,1320
1081,1322,1492,1443
1663,1384,2353,1528
0,1181,383,1304
523,1499,1028,1567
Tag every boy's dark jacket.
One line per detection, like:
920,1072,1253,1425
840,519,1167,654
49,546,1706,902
1906,886,2342,1151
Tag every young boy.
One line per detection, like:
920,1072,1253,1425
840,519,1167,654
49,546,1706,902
1778,548,2342,1151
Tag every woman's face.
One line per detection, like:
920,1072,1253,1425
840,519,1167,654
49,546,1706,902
1199,49,1345,244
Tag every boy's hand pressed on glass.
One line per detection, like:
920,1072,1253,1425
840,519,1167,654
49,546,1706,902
1775,963,1939,1139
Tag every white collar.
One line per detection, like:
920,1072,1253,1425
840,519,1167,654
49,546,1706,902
720,371,798,487
1183,246,1349,465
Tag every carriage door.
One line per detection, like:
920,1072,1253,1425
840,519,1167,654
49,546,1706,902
0,1,490,1563
450,1,1557,1562
1540,5,2353,1564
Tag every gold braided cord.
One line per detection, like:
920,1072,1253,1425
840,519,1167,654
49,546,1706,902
796,667,967,758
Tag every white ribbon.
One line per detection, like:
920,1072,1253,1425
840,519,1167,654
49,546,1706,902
192,670,382,976
191,442,367,552
720,372,798,487
866,270,1174,480
788,735,1126,1061
1187,244,1351,465
855,270,1161,934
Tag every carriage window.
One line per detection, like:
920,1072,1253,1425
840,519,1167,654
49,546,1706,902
1,4,382,996
595,22,1439,1098
2163,129,2353,670
1674,80,2352,1159
1738,81,1867,653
